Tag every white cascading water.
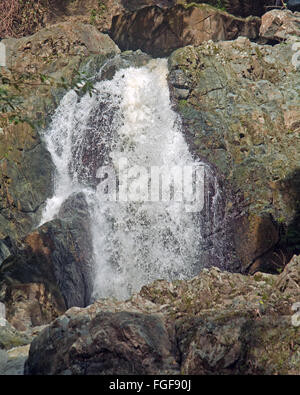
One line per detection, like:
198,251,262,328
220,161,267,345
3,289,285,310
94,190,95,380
41,58,206,301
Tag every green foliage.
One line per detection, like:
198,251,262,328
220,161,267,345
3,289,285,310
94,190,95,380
90,1,107,24
215,0,226,11
0,68,97,125
60,71,97,97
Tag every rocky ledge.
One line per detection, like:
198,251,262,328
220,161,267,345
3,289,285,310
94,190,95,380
23,255,300,375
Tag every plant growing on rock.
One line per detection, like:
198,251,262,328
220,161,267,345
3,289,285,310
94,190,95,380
0,69,97,125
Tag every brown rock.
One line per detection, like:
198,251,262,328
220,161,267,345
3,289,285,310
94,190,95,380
233,214,279,273
260,9,300,42
110,4,261,56
3,283,64,332
3,22,120,76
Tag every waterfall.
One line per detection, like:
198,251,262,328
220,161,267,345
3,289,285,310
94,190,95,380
41,58,213,301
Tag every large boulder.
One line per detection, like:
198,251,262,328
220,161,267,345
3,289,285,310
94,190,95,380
168,35,300,272
260,9,300,42
24,256,300,375
0,122,54,242
110,4,260,57
24,310,179,375
0,193,94,331
3,22,120,76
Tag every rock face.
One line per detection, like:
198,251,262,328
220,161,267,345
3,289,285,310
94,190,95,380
0,23,119,333
260,9,300,42
288,0,300,12
110,4,261,57
25,256,300,375
217,0,273,17
168,30,300,272
0,23,120,244
0,193,94,331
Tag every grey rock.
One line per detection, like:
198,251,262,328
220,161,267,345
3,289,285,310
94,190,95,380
25,310,179,375
24,256,300,375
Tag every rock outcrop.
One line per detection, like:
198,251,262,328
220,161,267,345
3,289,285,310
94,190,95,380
168,26,300,272
24,255,300,375
110,4,261,57
0,193,94,331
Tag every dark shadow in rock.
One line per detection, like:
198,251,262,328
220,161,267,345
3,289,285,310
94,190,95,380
278,168,300,258
248,169,300,274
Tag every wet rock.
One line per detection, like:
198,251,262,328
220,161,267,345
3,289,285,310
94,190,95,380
24,256,300,375
97,50,152,81
110,4,261,57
